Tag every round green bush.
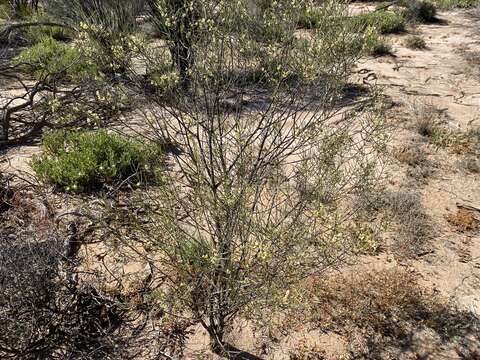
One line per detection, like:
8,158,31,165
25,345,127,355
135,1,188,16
32,130,163,192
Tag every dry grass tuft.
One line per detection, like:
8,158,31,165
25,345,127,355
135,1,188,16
392,144,427,166
457,155,480,173
289,339,327,360
405,35,427,49
391,144,434,180
296,268,480,359
446,209,480,232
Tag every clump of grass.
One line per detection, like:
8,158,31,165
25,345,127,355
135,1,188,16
406,100,443,134
428,126,479,154
392,144,428,167
298,268,480,358
405,35,427,49
352,11,406,34
32,130,163,193
408,102,479,154
369,37,393,56
392,144,434,181
383,190,433,256
356,188,434,257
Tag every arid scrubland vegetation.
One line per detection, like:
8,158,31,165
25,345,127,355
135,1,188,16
1,0,480,359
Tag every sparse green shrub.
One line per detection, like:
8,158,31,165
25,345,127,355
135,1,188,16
401,0,437,23
405,35,427,49
352,11,406,34
42,85,131,128
350,222,382,254
13,37,98,81
32,130,162,192
147,68,180,96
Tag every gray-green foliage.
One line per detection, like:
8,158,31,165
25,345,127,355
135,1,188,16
124,0,388,353
45,0,145,72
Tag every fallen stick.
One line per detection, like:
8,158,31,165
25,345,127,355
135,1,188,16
456,202,480,213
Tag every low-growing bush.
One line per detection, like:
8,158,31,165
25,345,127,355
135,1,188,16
392,144,434,180
356,188,434,257
383,190,433,256
401,0,437,23
367,36,393,55
299,268,480,358
32,130,163,192
13,36,98,81
24,23,72,44
352,11,406,34
405,35,427,49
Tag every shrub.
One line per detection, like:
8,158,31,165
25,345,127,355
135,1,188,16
407,101,443,136
391,144,434,180
367,36,393,55
13,37,98,81
357,188,433,257
392,144,428,167
401,0,437,23
405,35,427,49
32,130,162,192
352,11,406,34
428,126,479,154
0,2,11,19
297,6,324,29
383,190,433,256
